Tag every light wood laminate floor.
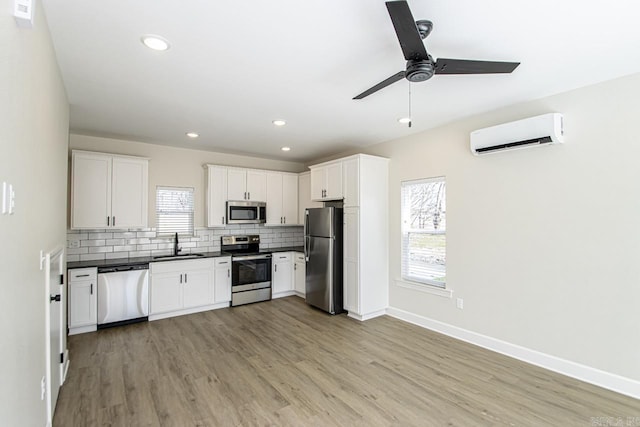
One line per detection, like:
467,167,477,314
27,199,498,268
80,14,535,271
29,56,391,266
54,296,638,426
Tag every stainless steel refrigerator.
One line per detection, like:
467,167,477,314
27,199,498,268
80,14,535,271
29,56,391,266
304,207,343,314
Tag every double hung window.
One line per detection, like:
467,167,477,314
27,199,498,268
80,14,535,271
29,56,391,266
401,177,446,287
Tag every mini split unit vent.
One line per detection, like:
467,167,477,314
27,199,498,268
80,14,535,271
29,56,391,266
470,113,564,155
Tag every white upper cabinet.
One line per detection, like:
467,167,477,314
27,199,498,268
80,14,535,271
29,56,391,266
206,165,228,227
266,172,299,225
227,168,266,201
298,172,322,224
71,151,148,229
309,160,343,201
342,157,360,208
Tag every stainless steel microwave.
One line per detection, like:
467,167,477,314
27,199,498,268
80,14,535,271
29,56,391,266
226,201,266,224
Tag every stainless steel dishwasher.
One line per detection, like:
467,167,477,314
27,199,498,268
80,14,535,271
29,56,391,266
97,263,149,328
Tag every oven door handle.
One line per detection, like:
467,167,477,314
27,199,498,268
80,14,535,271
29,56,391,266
233,254,272,261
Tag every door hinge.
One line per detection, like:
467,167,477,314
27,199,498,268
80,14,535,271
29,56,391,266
60,353,64,364
59,274,64,285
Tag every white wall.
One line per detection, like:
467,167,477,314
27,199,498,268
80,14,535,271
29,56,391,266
69,134,307,228
0,2,69,425
360,72,640,383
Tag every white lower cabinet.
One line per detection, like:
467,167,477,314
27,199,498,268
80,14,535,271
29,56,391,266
68,267,98,335
294,252,305,297
150,258,217,319
213,257,232,304
272,252,295,297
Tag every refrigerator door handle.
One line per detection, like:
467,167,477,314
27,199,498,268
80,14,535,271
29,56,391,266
304,236,310,262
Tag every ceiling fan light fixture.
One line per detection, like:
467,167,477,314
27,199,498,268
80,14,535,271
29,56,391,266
185,132,199,138
141,35,170,51
281,146,291,152
272,120,286,126
398,117,411,124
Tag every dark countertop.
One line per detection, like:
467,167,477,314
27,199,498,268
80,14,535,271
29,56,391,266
67,246,304,269
67,251,225,270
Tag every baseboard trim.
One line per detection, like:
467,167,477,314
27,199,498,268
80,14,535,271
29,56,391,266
386,307,640,399
347,309,386,321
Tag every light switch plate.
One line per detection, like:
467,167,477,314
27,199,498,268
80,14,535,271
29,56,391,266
14,0,35,28
8,184,15,215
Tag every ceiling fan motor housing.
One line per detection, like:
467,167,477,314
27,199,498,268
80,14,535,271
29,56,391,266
405,58,435,82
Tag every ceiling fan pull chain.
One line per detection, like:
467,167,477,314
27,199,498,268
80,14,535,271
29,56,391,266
408,83,412,128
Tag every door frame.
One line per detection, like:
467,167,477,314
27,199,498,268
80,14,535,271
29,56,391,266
44,246,66,425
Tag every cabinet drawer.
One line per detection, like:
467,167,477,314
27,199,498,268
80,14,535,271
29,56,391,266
214,256,231,267
273,252,292,262
150,258,213,274
295,252,305,262
68,267,97,282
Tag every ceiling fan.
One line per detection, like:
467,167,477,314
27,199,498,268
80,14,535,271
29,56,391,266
353,1,520,100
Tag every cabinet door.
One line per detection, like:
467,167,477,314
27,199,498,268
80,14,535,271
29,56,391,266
246,170,267,201
214,258,232,304
150,272,182,314
298,173,322,224
227,168,247,200
266,172,283,225
342,158,359,207
272,254,293,294
68,281,97,328
111,157,148,228
325,162,343,199
343,208,360,313
310,167,326,201
294,257,305,295
282,174,298,225
71,152,111,229
182,269,213,309
207,166,228,227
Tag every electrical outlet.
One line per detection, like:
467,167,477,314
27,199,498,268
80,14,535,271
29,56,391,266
456,298,464,310
40,376,46,400
68,240,80,249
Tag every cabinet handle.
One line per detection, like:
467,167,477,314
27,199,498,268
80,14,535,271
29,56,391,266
280,217,283,224
76,274,90,278
294,264,297,270
227,269,230,278
275,264,277,272
90,283,93,295
222,216,225,224
218,261,228,265
244,191,247,200
107,216,110,226
284,216,286,224
185,273,188,283
180,274,182,284
248,192,250,199
113,216,116,226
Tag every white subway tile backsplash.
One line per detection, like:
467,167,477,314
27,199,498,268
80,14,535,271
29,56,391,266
67,225,303,262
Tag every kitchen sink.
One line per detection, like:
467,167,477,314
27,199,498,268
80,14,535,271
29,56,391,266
152,253,205,261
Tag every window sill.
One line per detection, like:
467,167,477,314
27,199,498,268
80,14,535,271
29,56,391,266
395,279,453,298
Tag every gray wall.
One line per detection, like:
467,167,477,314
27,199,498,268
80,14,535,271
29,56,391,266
360,72,640,382
0,2,69,424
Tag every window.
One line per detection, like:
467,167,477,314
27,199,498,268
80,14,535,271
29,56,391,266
156,186,194,236
401,177,446,287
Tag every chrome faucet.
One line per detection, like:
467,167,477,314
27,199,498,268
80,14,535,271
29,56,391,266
174,232,182,256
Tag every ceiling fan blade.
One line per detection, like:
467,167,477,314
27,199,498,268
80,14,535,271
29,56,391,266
386,1,429,61
353,71,406,100
435,58,520,75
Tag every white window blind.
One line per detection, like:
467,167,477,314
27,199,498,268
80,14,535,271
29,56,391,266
156,186,194,236
401,177,446,287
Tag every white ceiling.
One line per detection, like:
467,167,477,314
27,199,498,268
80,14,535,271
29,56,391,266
42,0,640,162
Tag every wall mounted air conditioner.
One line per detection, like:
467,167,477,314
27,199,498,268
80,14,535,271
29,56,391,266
470,113,564,155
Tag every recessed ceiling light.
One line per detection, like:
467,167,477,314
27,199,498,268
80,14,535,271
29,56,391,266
272,120,286,126
398,117,412,124
186,132,199,138
281,146,291,152
141,35,170,51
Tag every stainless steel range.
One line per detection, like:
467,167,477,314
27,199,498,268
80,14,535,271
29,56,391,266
221,235,272,306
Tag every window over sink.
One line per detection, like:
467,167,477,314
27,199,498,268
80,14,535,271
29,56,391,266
156,186,194,236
